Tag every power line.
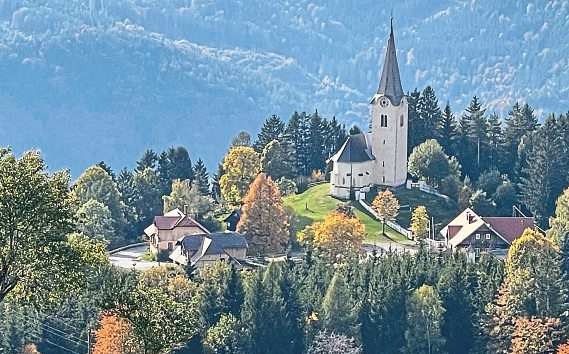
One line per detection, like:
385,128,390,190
27,331,82,354
20,312,87,342
20,316,88,348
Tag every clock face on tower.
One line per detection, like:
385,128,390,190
379,97,389,108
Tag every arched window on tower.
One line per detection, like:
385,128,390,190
400,114,404,127
380,114,388,127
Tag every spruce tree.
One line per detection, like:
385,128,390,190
407,88,422,152
437,102,458,156
503,103,539,176
254,115,285,152
321,271,357,336
417,86,442,142
136,149,158,172
192,158,210,196
520,115,566,225
260,140,293,180
487,113,503,170
285,112,311,176
307,110,325,174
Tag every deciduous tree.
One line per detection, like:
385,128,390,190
220,146,259,207
237,173,289,254
405,285,446,354
411,206,430,240
298,212,365,258
93,313,140,354
372,189,400,236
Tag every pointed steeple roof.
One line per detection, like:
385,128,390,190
377,18,404,104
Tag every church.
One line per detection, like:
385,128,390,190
329,20,408,199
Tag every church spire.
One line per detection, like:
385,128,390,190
377,17,404,104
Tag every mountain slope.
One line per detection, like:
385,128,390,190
0,0,567,174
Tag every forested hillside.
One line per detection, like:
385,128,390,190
0,0,568,173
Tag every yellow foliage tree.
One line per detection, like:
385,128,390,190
93,313,140,354
237,173,289,254
372,189,400,235
298,211,365,258
411,205,429,240
219,146,259,207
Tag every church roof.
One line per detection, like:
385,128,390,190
330,133,374,163
377,19,404,105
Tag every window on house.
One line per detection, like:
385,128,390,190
475,248,480,257
400,115,404,127
168,242,173,251
382,161,385,167
485,233,491,240
475,233,481,240
358,173,364,177
380,114,388,127
383,139,386,145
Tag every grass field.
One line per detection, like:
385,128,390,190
364,186,458,229
284,183,408,242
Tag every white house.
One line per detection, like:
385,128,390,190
329,20,408,199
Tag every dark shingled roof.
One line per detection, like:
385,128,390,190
335,133,374,163
180,232,248,256
377,20,404,105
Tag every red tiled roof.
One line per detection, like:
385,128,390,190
483,217,535,243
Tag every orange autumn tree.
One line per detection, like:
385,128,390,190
298,210,365,258
237,173,289,254
511,317,560,354
93,313,140,354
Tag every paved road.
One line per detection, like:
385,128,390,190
109,244,163,271
363,241,418,254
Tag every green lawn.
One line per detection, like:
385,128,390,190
365,186,458,228
284,183,408,242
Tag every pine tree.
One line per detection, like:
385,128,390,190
417,86,442,142
231,131,252,147
193,158,210,196
254,115,285,152
97,161,115,180
437,102,458,156
157,146,193,194
323,116,347,159
237,173,289,254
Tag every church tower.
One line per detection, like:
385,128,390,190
369,19,408,187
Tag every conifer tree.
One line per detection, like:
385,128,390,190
321,271,357,336
437,102,458,156
231,131,252,147
254,115,285,152
407,88,422,152
487,113,503,170
307,110,326,174
157,146,193,194
323,116,347,159
193,158,211,196
465,96,488,176
503,103,539,169
284,111,311,176
417,86,442,142
520,116,566,225
136,149,158,172
237,173,289,254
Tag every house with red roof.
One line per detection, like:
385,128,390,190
144,208,210,255
440,208,535,258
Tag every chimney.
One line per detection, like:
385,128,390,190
183,204,188,216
